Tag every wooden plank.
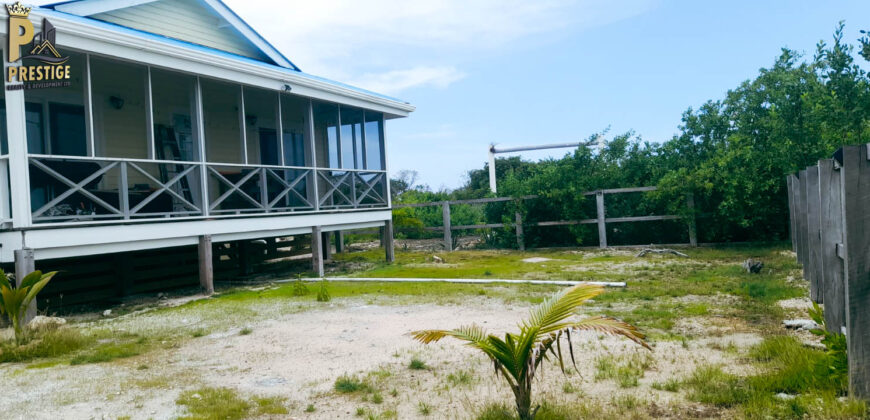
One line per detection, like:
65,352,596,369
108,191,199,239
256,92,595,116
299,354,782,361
818,159,845,333
796,169,809,270
806,165,823,303
840,144,870,398
442,201,452,251
535,219,598,227
583,186,658,195
605,215,682,223
596,192,607,248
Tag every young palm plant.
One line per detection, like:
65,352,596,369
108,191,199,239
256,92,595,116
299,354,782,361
410,284,650,420
0,269,57,344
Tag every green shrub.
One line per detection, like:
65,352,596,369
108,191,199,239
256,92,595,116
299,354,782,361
0,326,90,363
317,280,331,302
292,277,309,296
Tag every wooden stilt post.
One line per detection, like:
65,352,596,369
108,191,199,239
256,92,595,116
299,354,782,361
335,231,345,253
687,192,698,246
14,248,36,324
384,220,395,263
115,252,135,297
198,235,214,295
596,192,607,249
515,211,525,251
311,226,324,277
238,240,252,275
840,145,870,399
442,201,452,251
322,231,332,261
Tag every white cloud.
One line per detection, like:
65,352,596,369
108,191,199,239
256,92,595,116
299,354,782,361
348,66,465,96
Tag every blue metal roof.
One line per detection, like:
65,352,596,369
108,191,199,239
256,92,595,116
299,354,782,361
36,3,410,106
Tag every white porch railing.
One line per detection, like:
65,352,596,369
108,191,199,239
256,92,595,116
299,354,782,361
23,155,388,225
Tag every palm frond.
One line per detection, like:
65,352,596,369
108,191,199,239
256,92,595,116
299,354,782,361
409,324,489,345
566,316,651,350
524,284,603,337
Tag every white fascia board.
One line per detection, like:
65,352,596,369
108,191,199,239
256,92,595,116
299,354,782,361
20,10,414,117
199,0,296,69
8,210,391,262
53,0,161,16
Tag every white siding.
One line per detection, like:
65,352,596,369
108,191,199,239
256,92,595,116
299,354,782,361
91,0,272,63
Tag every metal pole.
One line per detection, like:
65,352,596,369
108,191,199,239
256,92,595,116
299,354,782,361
14,248,36,324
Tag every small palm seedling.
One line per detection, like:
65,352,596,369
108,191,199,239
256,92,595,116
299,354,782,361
0,269,58,344
292,274,309,296
410,283,649,420
317,280,331,302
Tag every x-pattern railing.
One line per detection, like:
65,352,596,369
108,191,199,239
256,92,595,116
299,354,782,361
208,166,314,213
30,158,122,220
318,170,387,209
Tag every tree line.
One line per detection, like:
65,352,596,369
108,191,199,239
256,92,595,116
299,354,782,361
391,24,870,247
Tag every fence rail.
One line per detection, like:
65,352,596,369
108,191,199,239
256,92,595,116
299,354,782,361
394,187,697,250
786,144,870,399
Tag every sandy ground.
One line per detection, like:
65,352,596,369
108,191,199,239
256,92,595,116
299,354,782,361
0,294,759,420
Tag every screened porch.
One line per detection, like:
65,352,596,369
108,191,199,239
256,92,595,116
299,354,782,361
5,50,389,226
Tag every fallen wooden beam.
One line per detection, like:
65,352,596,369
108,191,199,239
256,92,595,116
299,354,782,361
635,248,689,258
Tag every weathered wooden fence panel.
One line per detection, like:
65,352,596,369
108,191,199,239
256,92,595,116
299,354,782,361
818,159,845,334
787,144,870,399
806,166,823,303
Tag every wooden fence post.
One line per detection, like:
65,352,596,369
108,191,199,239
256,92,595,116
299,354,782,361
840,144,870,399
442,201,452,251
596,192,607,248
198,235,214,295
335,231,345,253
806,166,823,303
818,159,845,334
515,211,525,251
687,192,698,246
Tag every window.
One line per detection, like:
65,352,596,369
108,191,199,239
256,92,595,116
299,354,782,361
313,101,339,168
90,56,148,158
201,79,243,163
340,106,363,169
23,51,87,156
364,111,384,170
151,68,197,161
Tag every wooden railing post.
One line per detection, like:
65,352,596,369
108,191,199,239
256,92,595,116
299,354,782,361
384,220,395,263
442,201,452,251
596,192,607,248
840,144,870,399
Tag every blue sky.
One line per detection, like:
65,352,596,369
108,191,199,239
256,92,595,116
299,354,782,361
37,0,870,189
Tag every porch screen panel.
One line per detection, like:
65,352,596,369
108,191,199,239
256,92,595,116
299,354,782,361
90,57,148,159
242,87,278,166
313,101,339,168
340,106,363,169
201,78,243,164
23,51,87,156
151,68,197,161
280,95,308,167
364,111,384,170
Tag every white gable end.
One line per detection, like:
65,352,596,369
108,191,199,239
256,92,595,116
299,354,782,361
51,0,296,69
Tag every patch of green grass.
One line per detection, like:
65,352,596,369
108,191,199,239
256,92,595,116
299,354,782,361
594,353,651,388
684,365,748,407
305,404,316,412
409,357,428,370
418,401,432,415
0,327,91,363
177,387,251,420
447,369,474,387
190,329,208,338
371,392,383,404
69,341,143,365
239,327,253,336
253,396,288,415
335,375,374,394
651,378,681,392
